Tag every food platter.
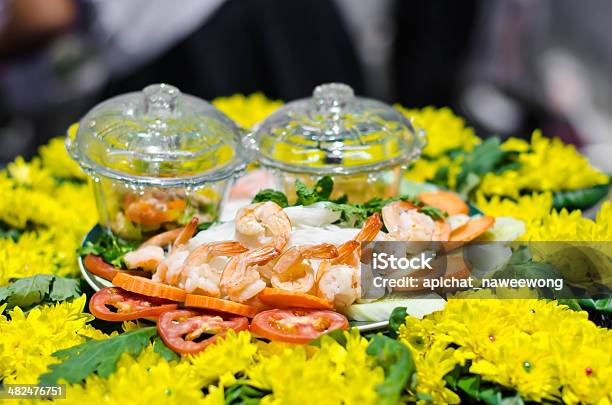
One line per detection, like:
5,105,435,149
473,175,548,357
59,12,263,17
79,181,489,335
79,224,392,332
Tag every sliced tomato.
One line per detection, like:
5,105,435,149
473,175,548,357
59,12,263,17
84,254,119,281
89,287,178,321
157,309,249,355
251,309,348,344
83,254,144,282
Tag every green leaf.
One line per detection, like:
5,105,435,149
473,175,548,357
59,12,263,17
1,274,53,309
415,392,433,401
313,176,333,200
388,307,408,338
0,275,82,312
419,205,446,220
455,138,512,195
443,365,463,390
295,176,335,206
456,373,520,405
0,227,22,240
328,203,368,227
557,299,583,312
331,194,348,204
490,246,573,298
153,335,180,362
40,327,157,385
308,328,348,347
49,277,81,302
552,183,610,211
77,231,138,268
295,180,319,206
224,383,268,405
251,189,289,208
366,335,414,405
197,221,215,232
0,287,9,303
561,298,612,315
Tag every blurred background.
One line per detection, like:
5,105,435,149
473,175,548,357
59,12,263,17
1,0,612,171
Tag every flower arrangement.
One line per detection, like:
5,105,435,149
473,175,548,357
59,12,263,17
0,95,610,404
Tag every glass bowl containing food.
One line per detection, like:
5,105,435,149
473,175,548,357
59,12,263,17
67,83,247,241
245,83,426,203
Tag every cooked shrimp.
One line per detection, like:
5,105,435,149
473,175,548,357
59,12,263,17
153,217,199,285
315,214,382,310
141,227,184,248
382,201,450,241
271,243,338,293
179,241,247,297
124,219,199,271
220,246,279,302
235,201,291,250
316,241,361,310
123,245,165,272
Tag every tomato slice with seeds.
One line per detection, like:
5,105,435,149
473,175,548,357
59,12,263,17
89,287,178,321
157,309,249,355
250,309,348,344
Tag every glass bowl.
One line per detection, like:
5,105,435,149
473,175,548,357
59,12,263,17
246,83,426,203
67,84,247,240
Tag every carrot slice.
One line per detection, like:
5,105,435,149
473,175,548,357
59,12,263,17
258,288,334,310
450,215,495,242
418,191,469,216
112,272,186,302
184,294,260,318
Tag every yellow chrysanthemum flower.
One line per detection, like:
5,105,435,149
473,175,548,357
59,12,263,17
0,296,108,384
479,131,609,198
470,332,560,402
411,342,460,405
247,330,383,405
395,105,480,158
522,201,612,241
213,93,283,129
39,136,87,180
404,156,452,184
398,298,612,404
64,346,208,404
476,192,553,227
186,330,258,387
6,157,55,191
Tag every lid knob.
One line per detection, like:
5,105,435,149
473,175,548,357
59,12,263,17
143,84,180,118
313,83,354,114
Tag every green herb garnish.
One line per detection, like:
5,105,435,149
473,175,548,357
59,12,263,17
78,232,138,268
251,176,453,225
252,189,289,208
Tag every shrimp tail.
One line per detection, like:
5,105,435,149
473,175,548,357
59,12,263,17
142,227,183,247
247,245,279,266
173,217,199,249
355,213,382,242
301,243,339,259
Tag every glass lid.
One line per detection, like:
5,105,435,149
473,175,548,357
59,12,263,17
67,84,246,187
247,83,426,174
